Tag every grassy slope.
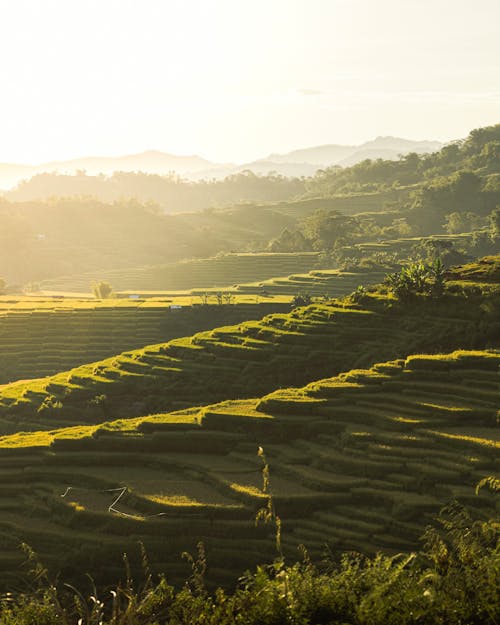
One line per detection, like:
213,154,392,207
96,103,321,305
0,256,496,589
38,252,320,292
36,230,497,295
235,267,387,296
0,262,393,386
0,287,498,433
0,298,291,385
447,254,500,283
0,349,496,589
1,201,300,285
0,259,498,433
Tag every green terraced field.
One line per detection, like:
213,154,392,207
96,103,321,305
0,349,496,590
235,268,387,297
259,188,412,219
0,255,496,591
0,298,291,385
38,252,321,293
0,273,498,434
346,231,484,259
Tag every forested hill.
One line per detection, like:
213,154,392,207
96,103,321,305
5,170,306,211
0,200,297,284
0,123,498,287
305,123,500,195
4,124,499,210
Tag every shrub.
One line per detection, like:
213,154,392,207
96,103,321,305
291,293,312,307
92,281,113,299
1,508,498,624
384,258,446,299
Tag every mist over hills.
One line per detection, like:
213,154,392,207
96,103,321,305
0,151,216,190
262,136,442,166
0,136,443,190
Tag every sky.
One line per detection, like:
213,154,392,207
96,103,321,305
0,0,499,164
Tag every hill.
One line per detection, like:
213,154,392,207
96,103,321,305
1,123,497,289
267,137,442,166
0,258,495,591
0,136,442,191
0,263,411,386
0,201,302,285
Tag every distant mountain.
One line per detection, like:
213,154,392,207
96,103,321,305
338,137,442,168
265,144,355,166
192,137,443,180
0,137,443,190
254,137,443,175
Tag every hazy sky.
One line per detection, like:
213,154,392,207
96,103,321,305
1,0,499,164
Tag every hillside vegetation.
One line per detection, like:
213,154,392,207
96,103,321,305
0,262,402,386
0,200,299,285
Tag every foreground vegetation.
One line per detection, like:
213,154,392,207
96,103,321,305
1,507,498,624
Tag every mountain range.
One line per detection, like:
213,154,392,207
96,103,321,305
0,136,443,189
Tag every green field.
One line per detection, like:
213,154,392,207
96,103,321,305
235,268,387,296
0,267,498,434
38,252,321,293
0,265,391,385
0,348,496,589
0,255,496,592
0,297,291,385
347,231,481,257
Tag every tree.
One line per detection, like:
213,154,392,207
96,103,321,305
291,293,312,307
444,211,485,234
267,228,312,252
489,206,500,238
92,281,113,299
301,210,360,250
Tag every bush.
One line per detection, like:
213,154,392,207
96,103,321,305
92,281,113,299
291,293,312,308
1,508,498,624
384,259,445,299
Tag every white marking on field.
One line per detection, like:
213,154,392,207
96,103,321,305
60,486,167,519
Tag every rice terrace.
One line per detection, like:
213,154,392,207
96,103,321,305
0,3,499,621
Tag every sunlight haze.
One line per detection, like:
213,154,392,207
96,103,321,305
1,0,499,163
